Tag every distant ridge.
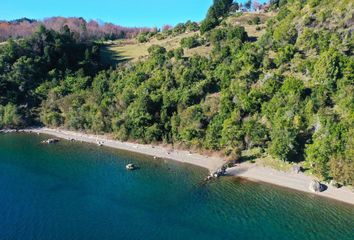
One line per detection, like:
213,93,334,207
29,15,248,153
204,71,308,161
0,17,152,42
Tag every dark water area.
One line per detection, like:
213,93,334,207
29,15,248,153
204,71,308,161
0,133,353,240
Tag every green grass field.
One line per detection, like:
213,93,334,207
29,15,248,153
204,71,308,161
100,31,212,66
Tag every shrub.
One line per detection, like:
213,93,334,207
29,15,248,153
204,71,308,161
174,48,184,59
248,16,261,25
137,33,149,43
180,36,200,49
0,103,22,128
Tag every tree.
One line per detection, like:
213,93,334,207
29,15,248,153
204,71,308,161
174,48,184,59
180,36,200,49
0,103,21,128
230,2,240,12
200,16,219,34
162,25,173,32
245,0,252,10
312,48,341,91
305,114,347,180
200,0,233,34
253,0,261,11
213,0,233,17
147,45,167,65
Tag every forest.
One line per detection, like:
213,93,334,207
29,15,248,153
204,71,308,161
0,17,151,42
0,0,353,186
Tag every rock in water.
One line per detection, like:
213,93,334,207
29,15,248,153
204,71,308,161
126,163,137,170
309,180,324,192
42,138,59,144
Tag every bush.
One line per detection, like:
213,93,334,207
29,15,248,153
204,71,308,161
274,44,296,66
0,103,22,128
180,36,200,49
137,33,149,43
248,16,261,25
185,21,200,32
227,26,248,42
173,23,186,34
174,48,184,59
209,29,227,45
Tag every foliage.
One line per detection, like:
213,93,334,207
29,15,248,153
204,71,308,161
248,16,261,25
200,0,233,34
0,17,150,42
1,0,354,186
0,103,22,128
0,26,101,124
180,35,200,49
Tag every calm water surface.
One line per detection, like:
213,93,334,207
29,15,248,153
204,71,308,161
0,133,353,240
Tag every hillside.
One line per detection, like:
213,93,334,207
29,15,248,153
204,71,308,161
0,0,353,186
100,31,212,64
226,12,275,38
101,12,274,65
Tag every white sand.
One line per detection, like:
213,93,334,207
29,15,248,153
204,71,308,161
226,163,354,205
6,127,353,205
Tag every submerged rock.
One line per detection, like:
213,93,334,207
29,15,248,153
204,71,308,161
126,163,137,170
42,138,59,144
204,175,213,181
213,172,220,178
309,180,325,192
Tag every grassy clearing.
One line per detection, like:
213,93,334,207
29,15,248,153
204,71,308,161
227,12,275,39
100,31,212,66
101,12,274,66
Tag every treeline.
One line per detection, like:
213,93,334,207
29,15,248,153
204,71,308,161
0,25,101,126
0,17,151,42
0,0,353,185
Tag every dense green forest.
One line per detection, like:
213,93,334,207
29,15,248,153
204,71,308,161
0,0,353,185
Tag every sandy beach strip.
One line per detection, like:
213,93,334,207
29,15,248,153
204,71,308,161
226,163,354,205
24,127,226,173
3,127,353,205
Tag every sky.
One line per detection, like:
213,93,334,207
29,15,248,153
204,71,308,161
1,0,213,28
1,0,268,28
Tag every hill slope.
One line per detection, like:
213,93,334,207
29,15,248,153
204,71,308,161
100,12,274,65
0,0,353,186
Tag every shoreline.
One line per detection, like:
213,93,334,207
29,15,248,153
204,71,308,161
20,127,227,173
226,163,354,205
2,127,353,205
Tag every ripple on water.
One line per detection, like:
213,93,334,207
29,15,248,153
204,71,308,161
0,133,353,240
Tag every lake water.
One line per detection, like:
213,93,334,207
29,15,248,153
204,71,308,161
0,133,353,240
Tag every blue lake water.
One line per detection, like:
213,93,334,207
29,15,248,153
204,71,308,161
0,133,353,240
